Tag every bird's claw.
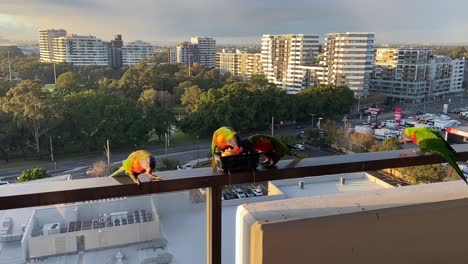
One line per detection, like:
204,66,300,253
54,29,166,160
148,175,163,181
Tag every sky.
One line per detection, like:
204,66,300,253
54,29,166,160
0,0,467,45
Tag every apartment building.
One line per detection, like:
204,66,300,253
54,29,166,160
176,42,200,65
168,47,177,64
238,52,263,79
191,37,216,68
370,48,464,102
215,50,263,79
261,34,320,93
122,40,153,66
52,35,109,66
39,29,66,62
108,35,123,68
323,32,375,97
216,51,240,75
451,58,465,94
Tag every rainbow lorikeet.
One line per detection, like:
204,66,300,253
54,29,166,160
211,127,242,155
247,134,303,168
109,150,161,186
403,127,467,185
211,126,243,167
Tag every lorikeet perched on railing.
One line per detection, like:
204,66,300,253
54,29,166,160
109,150,161,186
403,127,468,185
211,127,243,156
247,134,303,168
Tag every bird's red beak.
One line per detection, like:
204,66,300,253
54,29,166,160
234,147,243,154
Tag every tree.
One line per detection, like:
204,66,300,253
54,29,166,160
138,89,176,142
298,85,356,120
153,51,169,63
348,132,375,153
248,74,270,90
181,85,203,112
1,80,60,155
17,168,48,182
0,46,24,59
304,128,321,144
0,79,13,97
59,90,148,150
450,46,467,59
55,71,83,95
378,137,401,151
0,110,18,162
399,164,447,184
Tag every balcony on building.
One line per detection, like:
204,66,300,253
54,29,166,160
1,145,468,264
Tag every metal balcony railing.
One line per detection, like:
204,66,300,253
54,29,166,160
1,144,468,264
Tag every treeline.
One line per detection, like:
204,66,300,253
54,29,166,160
0,49,355,162
180,83,355,136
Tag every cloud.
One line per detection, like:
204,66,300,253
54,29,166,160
0,0,467,44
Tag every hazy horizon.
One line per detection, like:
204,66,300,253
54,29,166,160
1,0,468,45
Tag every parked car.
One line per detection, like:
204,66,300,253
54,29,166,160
252,189,263,196
244,188,255,198
0,180,8,186
234,187,246,198
294,144,305,151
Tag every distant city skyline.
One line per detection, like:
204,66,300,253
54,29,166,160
1,0,468,45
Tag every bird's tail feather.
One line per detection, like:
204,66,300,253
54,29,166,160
441,152,468,185
109,166,125,177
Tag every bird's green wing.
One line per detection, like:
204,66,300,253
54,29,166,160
418,132,467,185
426,129,456,153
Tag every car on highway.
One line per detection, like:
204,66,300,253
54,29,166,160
0,180,8,186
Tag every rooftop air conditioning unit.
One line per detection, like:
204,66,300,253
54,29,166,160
43,223,61,236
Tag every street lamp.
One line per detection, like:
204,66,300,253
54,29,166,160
309,113,316,128
197,135,200,165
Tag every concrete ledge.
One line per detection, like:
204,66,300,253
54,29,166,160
236,181,468,264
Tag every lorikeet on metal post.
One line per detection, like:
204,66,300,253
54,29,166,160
109,150,161,186
403,127,468,185
247,134,303,168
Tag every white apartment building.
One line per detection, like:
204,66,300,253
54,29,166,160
261,34,320,93
122,40,153,66
176,42,199,66
323,32,375,97
39,29,66,62
191,37,216,68
52,35,109,66
451,58,465,94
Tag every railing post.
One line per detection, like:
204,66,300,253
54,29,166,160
206,184,223,264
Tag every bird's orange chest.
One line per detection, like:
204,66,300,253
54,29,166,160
410,132,419,145
215,134,228,148
131,159,145,173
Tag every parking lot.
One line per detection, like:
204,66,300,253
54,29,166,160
222,183,267,201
